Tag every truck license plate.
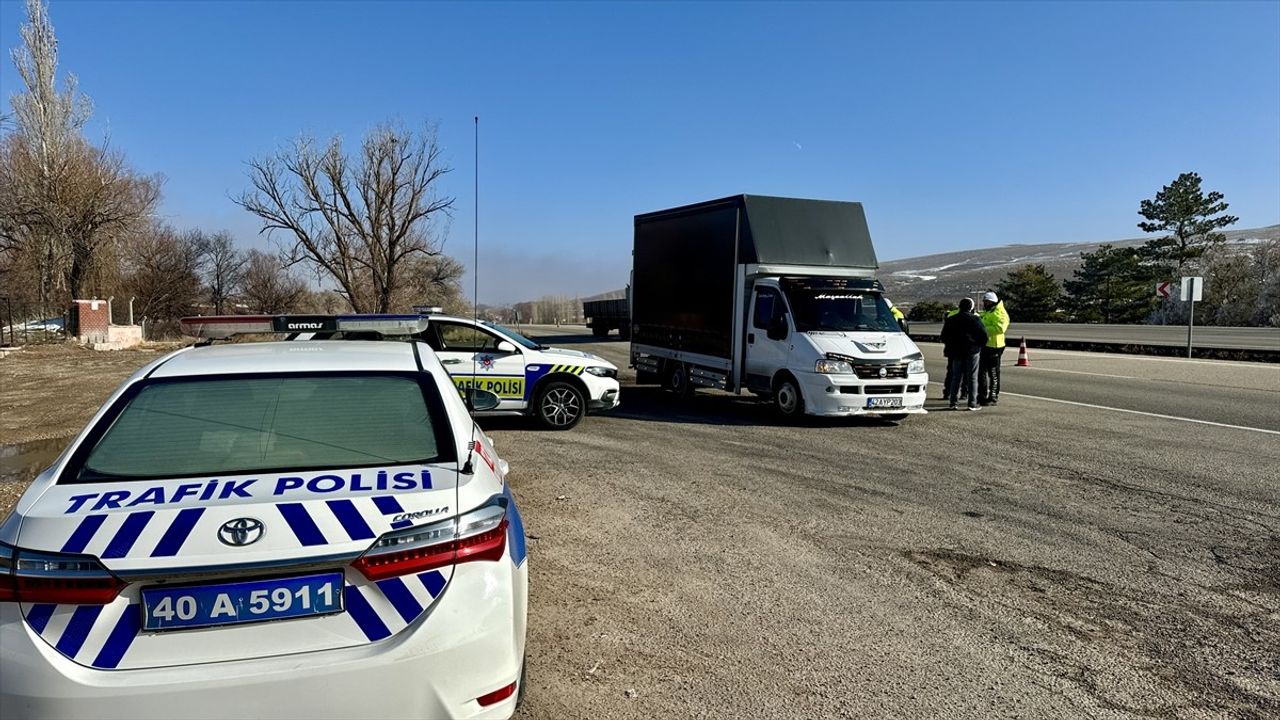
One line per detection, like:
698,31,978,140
866,397,903,409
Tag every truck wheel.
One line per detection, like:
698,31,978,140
664,363,694,400
535,381,585,430
592,326,609,337
773,375,804,419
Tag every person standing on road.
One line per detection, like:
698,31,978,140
941,305,959,401
940,298,987,410
886,298,909,334
978,291,1010,406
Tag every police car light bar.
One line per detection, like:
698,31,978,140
179,315,430,339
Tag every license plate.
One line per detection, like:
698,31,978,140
866,397,903,409
142,572,344,631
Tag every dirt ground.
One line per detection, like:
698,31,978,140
1,335,1276,719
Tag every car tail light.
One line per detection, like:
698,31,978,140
352,501,508,581
475,680,517,707
0,542,127,604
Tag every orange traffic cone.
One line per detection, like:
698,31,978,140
1015,338,1031,367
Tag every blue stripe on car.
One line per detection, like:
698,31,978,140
277,503,327,546
102,511,155,559
92,604,142,669
25,604,56,633
150,507,205,557
505,487,528,567
376,577,425,624
372,496,404,515
61,514,107,553
54,605,104,657
327,499,376,541
343,585,391,641
419,569,447,597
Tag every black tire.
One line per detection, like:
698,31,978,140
534,380,586,430
773,374,805,419
663,362,694,400
591,325,609,337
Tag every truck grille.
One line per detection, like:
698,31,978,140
864,385,906,395
853,364,908,380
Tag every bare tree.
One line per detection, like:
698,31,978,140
241,249,306,313
236,123,454,313
122,223,202,326
192,230,246,313
0,0,159,304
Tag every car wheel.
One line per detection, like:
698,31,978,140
773,375,804,419
664,363,693,399
535,381,585,430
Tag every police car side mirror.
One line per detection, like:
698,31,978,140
466,388,501,412
496,340,517,354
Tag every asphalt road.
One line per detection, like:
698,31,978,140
911,322,1280,351
1,334,1274,719
500,326,1278,720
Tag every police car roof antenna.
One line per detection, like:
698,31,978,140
461,115,480,475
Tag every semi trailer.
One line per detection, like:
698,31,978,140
583,293,630,339
630,194,928,421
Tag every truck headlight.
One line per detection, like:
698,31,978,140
585,366,617,379
907,358,926,374
815,358,854,374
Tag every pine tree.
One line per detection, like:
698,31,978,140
1065,245,1154,323
1138,172,1238,275
994,264,1062,322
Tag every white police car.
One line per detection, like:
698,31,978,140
220,312,621,430
0,319,528,719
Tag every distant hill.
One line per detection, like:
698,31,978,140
542,224,1279,310
879,225,1279,304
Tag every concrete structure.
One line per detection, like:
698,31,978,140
68,299,143,350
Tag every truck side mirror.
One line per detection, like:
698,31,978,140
767,316,789,341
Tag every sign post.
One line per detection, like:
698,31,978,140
1180,276,1203,359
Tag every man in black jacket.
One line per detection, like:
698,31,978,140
939,297,988,411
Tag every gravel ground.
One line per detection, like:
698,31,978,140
1,333,1275,719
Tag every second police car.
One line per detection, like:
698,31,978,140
188,312,622,431
0,316,528,719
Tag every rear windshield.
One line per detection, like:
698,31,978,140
72,374,449,481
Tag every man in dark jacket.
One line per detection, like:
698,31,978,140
939,297,988,411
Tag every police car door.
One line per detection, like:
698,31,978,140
431,321,528,410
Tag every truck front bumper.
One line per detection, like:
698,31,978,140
796,371,929,417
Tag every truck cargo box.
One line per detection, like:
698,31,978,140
632,195,878,359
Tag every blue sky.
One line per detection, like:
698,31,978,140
1,0,1277,303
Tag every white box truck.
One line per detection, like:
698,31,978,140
630,195,928,421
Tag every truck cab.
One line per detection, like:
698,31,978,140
743,277,927,419
629,194,928,423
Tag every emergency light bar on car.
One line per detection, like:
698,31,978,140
179,314,430,339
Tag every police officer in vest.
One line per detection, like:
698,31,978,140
978,291,1010,405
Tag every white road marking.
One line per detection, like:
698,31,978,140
1019,367,1137,380
926,381,1279,435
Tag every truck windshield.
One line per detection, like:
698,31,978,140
783,286,901,333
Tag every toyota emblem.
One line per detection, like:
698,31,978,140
218,518,265,546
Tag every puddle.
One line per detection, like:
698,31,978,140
0,437,69,484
